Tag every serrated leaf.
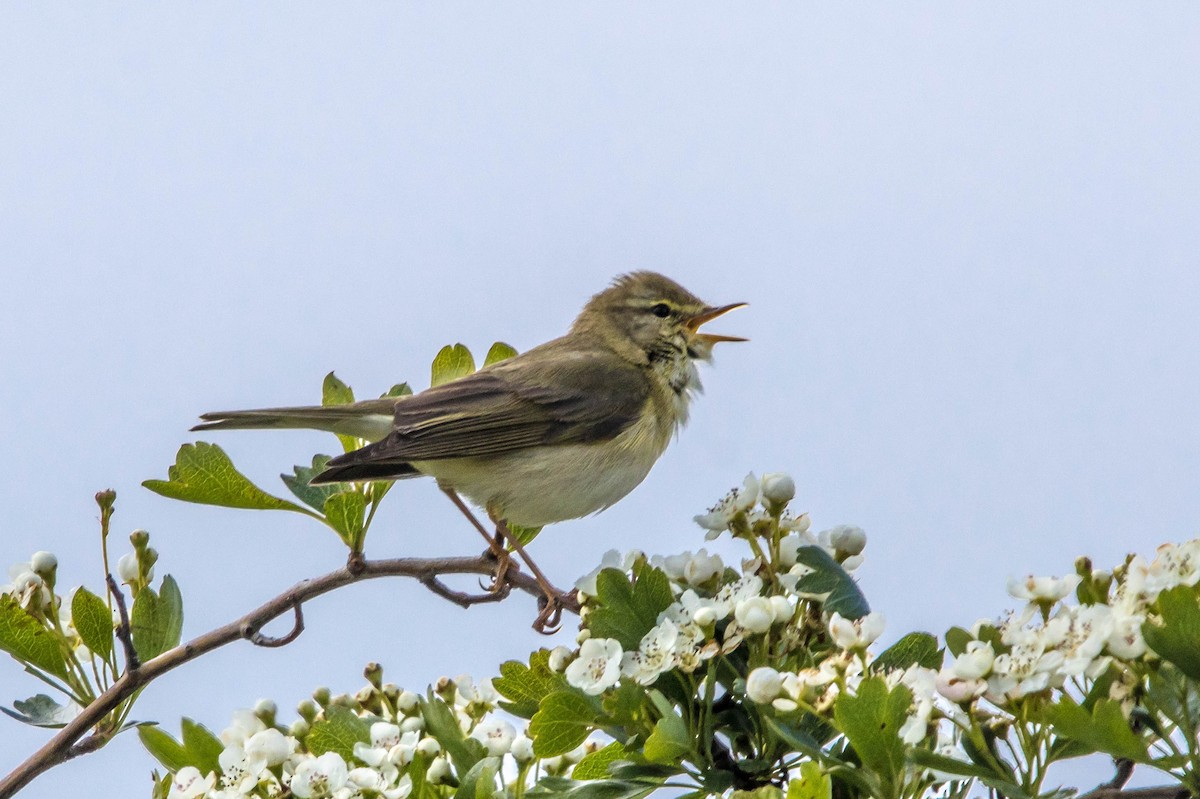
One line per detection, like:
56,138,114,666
1143,586,1200,680
307,705,371,760
421,692,486,775
431,344,476,387
322,372,355,406
908,748,998,780
572,742,628,780
143,442,309,514
732,788,782,799
833,677,910,796
1,694,74,727
871,632,942,673
0,595,69,679
282,455,341,512
71,587,114,662
787,761,831,799
181,718,224,774
494,651,567,718
384,383,414,398
483,342,518,367
793,546,870,619
139,725,191,772
531,691,598,757
1040,697,1149,763
323,491,367,546
588,564,674,651
644,691,691,764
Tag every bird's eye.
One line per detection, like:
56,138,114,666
651,303,672,318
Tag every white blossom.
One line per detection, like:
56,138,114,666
828,612,885,650
949,641,995,680
1006,573,1081,603
290,752,349,798
694,473,760,537
565,638,623,695
760,473,796,506
168,766,215,799
470,718,516,757
734,597,775,634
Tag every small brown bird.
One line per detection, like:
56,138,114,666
194,272,745,629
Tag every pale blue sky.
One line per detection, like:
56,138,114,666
2,5,1198,796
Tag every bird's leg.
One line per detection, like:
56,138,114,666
488,513,572,634
439,486,513,592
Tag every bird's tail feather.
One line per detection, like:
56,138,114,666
192,398,397,443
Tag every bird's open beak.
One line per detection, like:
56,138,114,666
686,302,748,344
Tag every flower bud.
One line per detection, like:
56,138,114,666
290,718,310,738
510,734,535,762
434,676,455,699
364,662,383,688
396,690,419,714
426,758,451,784
30,552,57,578
769,595,792,623
129,529,150,549
576,628,591,644
116,553,139,584
548,646,573,673
745,667,784,703
828,525,867,556
254,699,277,725
760,473,796,507
693,606,717,627
400,716,425,733
296,699,318,722
143,547,159,568
312,687,331,706
95,489,117,514
417,737,441,757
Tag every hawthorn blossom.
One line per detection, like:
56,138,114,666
290,752,349,798
828,612,886,650
694,473,760,537
167,766,215,799
471,718,516,756
1006,573,1081,603
565,638,623,694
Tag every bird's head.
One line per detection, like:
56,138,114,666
574,271,747,364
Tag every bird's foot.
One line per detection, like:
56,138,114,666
480,546,515,594
532,590,573,635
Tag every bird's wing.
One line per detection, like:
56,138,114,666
319,350,649,474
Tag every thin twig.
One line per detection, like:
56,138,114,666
104,575,139,672
246,602,305,648
0,553,570,798
1075,787,1190,799
419,575,511,607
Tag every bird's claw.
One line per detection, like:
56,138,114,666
479,546,514,593
532,590,573,635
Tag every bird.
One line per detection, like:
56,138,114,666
193,272,745,630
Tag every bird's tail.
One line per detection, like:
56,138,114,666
192,398,397,443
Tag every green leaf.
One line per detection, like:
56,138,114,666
644,691,692,764
531,691,599,757
131,576,182,662
0,595,69,679
1040,697,1149,763
787,761,831,799
943,627,973,657
483,342,518,367
454,755,501,799
506,524,544,549
322,372,362,452
588,563,674,650
431,344,476,387
792,546,870,620
143,442,309,514
1146,662,1200,730
322,371,355,405
572,742,628,780
421,692,486,775
307,705,371,760
732,788,782,799
181,718,224,775
1,694,73,727
323,491,367,545
550,780,663,799
871,632,942,673
282,455,342,512
601,680,645,725
493,650,567,718
139,725,191,772
1143,585,1200,680
833,677,910,795
908,748,1000,780
71,587,114,662
384,383,414,398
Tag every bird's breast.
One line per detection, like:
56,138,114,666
412,410,673,528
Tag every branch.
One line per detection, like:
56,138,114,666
0,553,569,798
1076,788,1191,799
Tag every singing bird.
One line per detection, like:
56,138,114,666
194,272,745,629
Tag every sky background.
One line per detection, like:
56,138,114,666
2,4,1199,796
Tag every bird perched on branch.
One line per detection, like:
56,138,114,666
194,271,746,631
